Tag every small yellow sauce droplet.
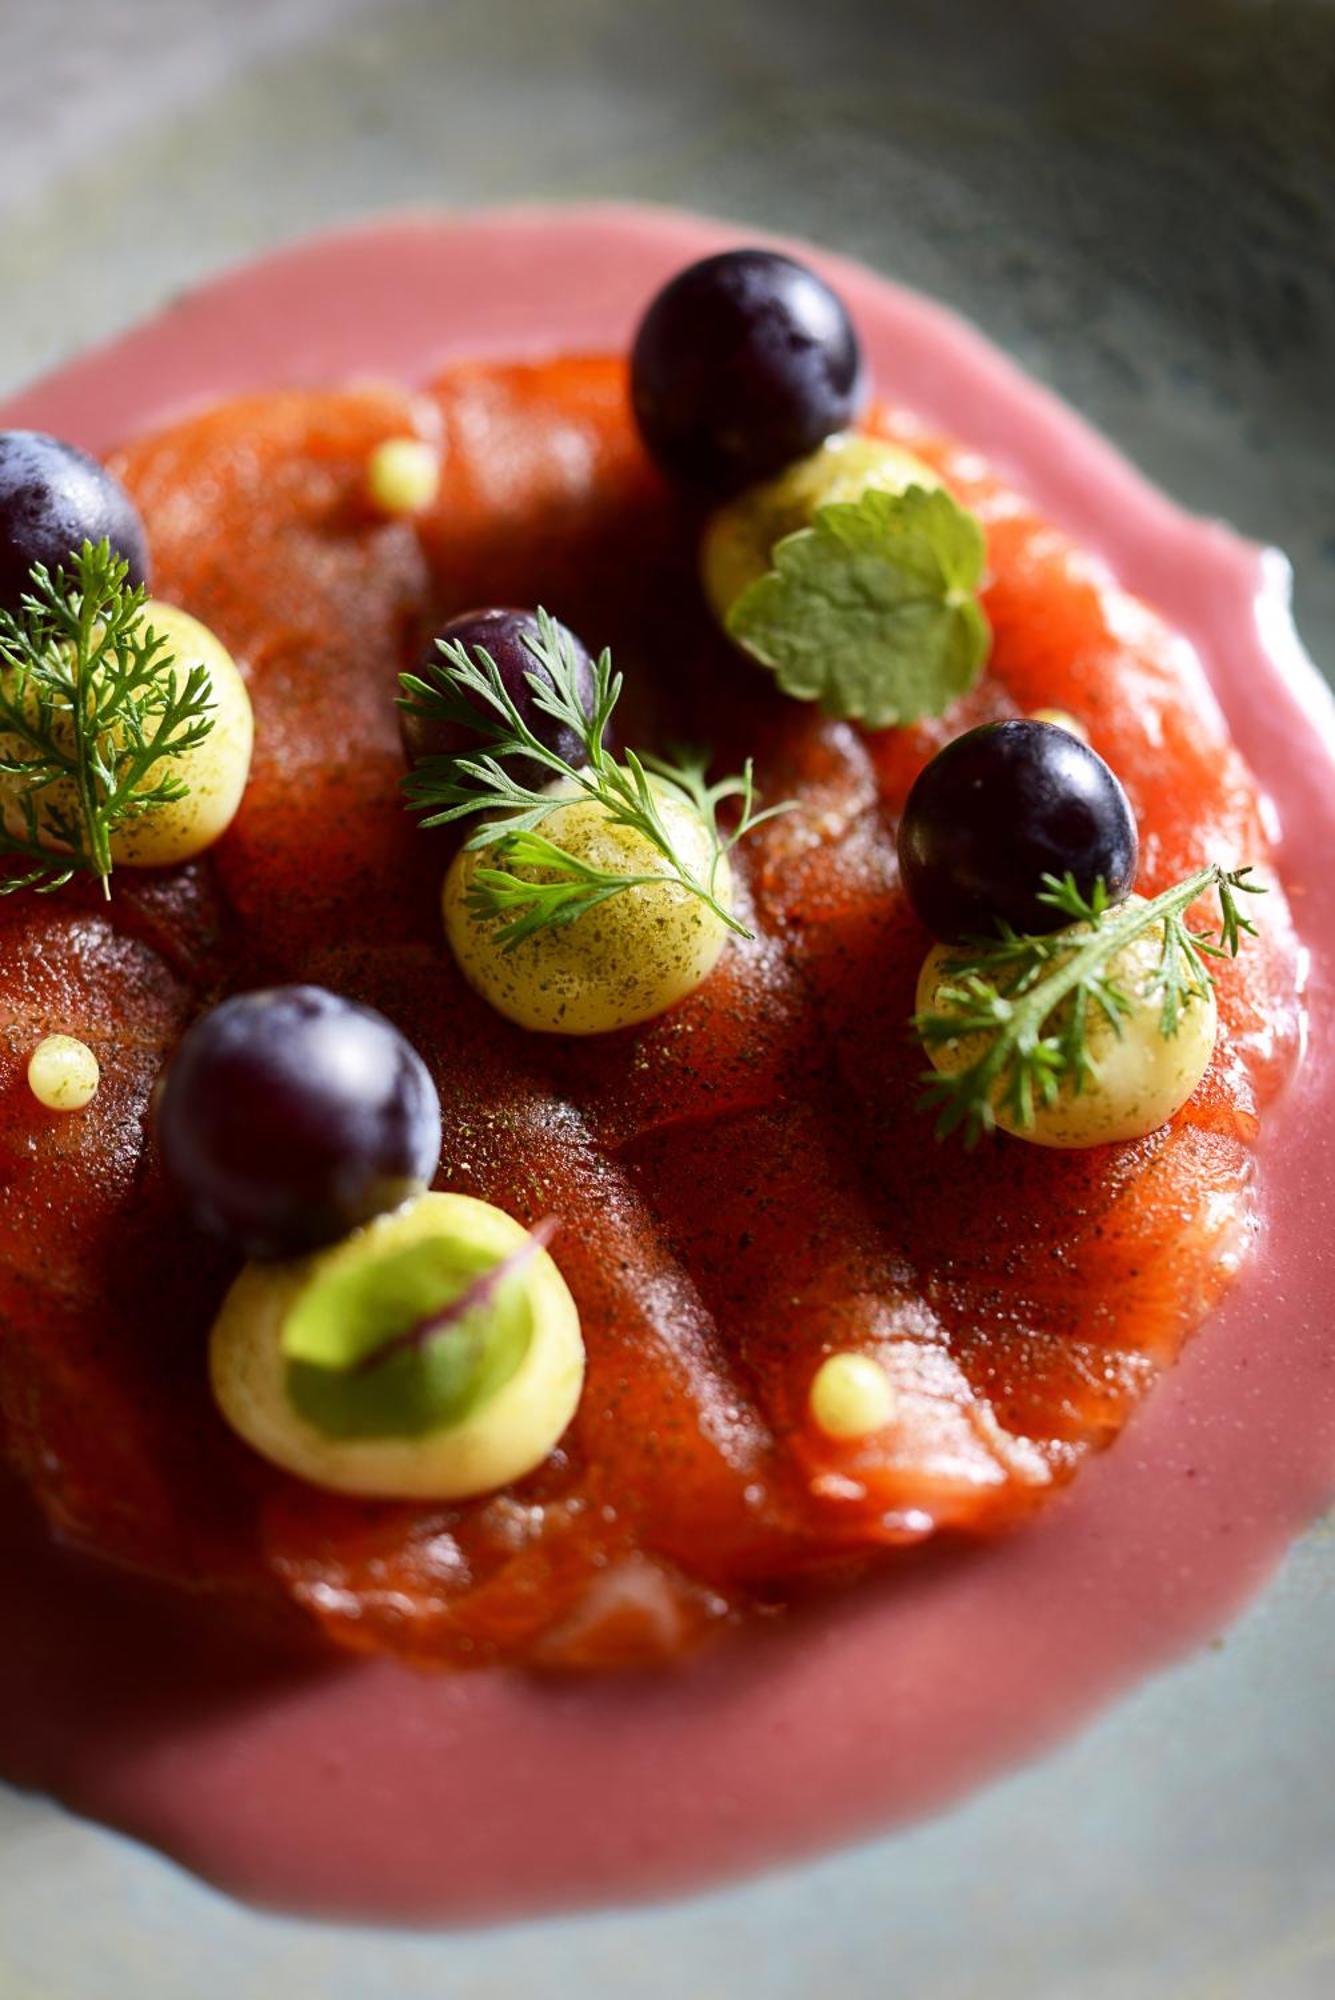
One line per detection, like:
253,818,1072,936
366,437,441,516
808,1352,896,1441
1030,707,1090,743
27,1034,100,1112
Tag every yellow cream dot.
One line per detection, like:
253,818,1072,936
1030,707,1090,743
808,1352,896,1441
443,781,732,1036
366,437,441,516
27,1035,100,1112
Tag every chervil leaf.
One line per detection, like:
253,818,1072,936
0,539,214,896
402,609,792,950
913,863,1262,1146
725,485,990,729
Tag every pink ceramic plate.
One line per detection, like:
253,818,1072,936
2,206,1333,1923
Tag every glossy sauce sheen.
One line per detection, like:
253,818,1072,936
0,212,1329,1923
0,353,1302,1671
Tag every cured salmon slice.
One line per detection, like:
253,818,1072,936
0,355,1303,1669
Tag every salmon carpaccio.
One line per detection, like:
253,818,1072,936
0,357,1304,1671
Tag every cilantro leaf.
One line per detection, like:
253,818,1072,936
724,485,991,729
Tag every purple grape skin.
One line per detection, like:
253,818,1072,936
897,720,1140,943
156,987,442,1262
629,248,865,495
399,607,604,788
0,430,150,614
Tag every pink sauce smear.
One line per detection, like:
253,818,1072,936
1,207,1334,1924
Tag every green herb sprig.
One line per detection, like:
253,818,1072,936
914,864,1262,1145
0,539,214,896
725,484,991,728
400,608,791,949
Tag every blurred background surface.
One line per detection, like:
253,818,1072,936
1,4,1333,1996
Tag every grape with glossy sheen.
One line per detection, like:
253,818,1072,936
630,249,865,494
156,987,442,1261
399,607,603,789
898,719,1139,941
0,430,149,614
